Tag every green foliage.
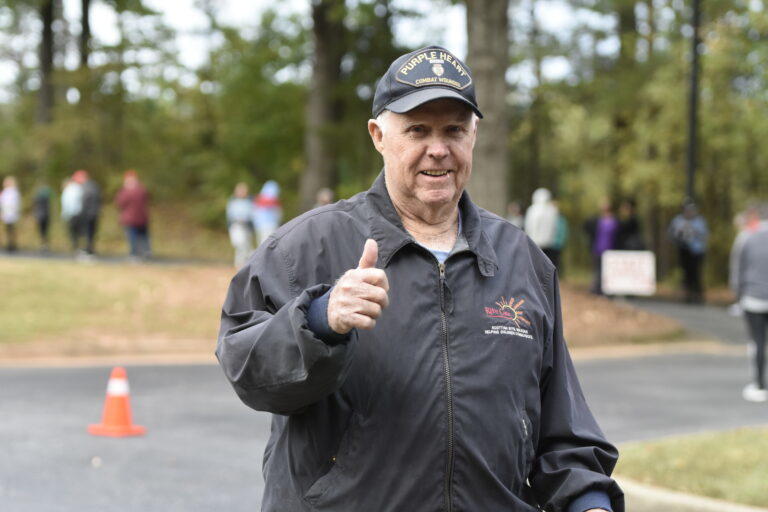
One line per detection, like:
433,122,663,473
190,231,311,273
0,0,765,283
507,0,768,280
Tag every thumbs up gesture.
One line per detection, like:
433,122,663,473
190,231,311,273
328,239,390,334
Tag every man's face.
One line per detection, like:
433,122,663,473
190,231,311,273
368,99,478,213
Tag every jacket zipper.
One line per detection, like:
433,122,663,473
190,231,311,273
438,261,454,512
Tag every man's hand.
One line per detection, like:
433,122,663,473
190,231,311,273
327,239,390,334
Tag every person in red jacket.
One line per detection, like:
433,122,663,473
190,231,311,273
115,169,151,259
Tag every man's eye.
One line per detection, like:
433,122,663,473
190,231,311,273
447,126,464,134
408,125,425,134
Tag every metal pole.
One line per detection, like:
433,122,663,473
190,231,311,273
686,0,701,202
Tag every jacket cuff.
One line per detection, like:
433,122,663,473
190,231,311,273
567,490,612,512
307,287,350,346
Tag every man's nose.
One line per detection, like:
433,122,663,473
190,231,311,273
426,138,450,159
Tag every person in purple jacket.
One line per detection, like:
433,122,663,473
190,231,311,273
584,200,619,295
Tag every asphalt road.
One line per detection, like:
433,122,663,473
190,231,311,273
628,298,750,345
1,364,268,512
3,353,767,511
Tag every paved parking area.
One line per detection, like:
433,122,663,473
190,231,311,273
2,351,766,511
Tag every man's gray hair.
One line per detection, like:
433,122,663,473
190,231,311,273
375,110,391,135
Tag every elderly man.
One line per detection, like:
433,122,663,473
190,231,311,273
217,46,623,512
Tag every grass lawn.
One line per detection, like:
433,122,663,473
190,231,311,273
0,258,233,357
0,254,684,358
617,427,768,507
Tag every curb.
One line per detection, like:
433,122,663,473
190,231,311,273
617,476,768,512
569,339,744,361
0,352,217,368
0,340,742,367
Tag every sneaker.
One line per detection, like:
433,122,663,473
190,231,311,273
742,383,768,402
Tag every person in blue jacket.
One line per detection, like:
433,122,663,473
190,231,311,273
669,201,708,303
217,46,623,512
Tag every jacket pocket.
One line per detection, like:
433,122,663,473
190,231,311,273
303,412,360,507
519,412,535,481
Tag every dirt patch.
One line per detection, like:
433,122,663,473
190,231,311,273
561,285,684,347
0,335,214,359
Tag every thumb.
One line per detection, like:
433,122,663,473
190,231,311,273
357,238,378,269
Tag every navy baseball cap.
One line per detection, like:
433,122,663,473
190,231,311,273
372,45,483,119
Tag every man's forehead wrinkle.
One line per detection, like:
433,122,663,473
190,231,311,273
400,108,474,125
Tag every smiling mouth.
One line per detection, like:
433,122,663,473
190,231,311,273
420,170,452,177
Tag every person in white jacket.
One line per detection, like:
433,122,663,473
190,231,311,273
60,177,84,252
524,188,559,264
0,176,21,252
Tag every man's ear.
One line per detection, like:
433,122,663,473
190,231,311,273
470,116,479,150
368,119,384,153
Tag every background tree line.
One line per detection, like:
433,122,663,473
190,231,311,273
0,0,766,280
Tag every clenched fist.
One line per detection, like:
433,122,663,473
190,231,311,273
328,239,390,334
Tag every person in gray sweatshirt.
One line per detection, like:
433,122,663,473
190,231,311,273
730,202,768,402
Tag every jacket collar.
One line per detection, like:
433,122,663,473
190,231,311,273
365,171,498,277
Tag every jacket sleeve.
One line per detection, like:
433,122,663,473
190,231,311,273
529,270,624,512
216,238,356,416
729,232,747,297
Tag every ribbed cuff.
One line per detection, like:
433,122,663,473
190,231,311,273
306,287,350,346
567,490,612,512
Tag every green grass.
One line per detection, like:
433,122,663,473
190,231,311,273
617,427,768,507
0,258,233,354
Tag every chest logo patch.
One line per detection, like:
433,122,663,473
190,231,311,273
484,296,534,340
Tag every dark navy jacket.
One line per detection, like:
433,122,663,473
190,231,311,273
217,173,624,512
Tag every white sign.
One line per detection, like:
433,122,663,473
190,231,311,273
602,250,656,296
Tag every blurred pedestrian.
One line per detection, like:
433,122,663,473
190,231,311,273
0,176,21,252
505,200,524,228
33,182,52,251
76,170,102,256
734,203,760,235
584,199,619,295
615,199,645,250
669,201,708,303
550,200,569,272
314,187,334,208
252,180,282,245
524,188,559,265
226,182,254,268
115,170,151,260
61,176,84,252
729,202,768,402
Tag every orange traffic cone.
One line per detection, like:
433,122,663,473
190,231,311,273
88,366,146,437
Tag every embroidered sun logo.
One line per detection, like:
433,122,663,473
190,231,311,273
494,296,531,328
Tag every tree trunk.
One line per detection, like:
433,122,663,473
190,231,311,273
465,0,509,216
37,0,55,124
299,0,346,212
610,0,638,194
645,0,655,58
80,0,91,68
108,6,127,169
527,0,542,195
75,0,94,170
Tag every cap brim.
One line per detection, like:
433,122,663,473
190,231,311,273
384,88,483,119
